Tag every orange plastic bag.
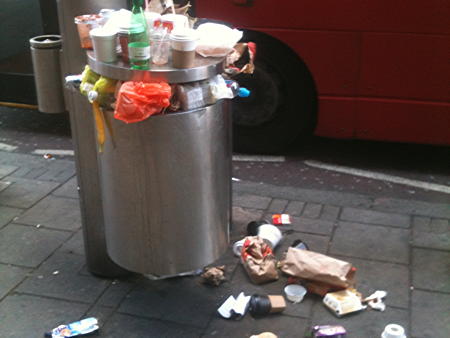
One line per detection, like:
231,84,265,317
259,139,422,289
114,81,171,123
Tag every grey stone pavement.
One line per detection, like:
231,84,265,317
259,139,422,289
0,151,449,337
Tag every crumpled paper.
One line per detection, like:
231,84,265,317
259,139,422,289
241,236,278,284
201,265,226,286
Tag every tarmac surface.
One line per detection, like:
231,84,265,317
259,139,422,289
0,148,449,337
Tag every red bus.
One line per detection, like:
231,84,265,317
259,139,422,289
195,0,450,153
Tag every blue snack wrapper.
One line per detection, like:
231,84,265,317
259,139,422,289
45,317,99,338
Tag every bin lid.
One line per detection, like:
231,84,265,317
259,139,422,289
30,35,62,49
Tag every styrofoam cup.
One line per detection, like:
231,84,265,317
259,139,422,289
257,224,282,248
381,324,406,338
90,27,117,63
284,284,307,303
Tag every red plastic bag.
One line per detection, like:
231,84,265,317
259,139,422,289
114,81,171,123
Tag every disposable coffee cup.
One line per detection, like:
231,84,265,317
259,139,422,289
381,324,406,338
257,224,282,249
161,14,189,31
170,29,197,69
90,27,117,63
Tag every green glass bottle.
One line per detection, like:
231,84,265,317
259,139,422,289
128,0,150,70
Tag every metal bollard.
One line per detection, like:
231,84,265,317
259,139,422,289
30,35,65,113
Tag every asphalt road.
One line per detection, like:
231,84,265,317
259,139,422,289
1,106,449,204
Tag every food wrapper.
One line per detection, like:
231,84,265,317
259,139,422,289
240,236,278,284
201,265,226,286
280,248,355,289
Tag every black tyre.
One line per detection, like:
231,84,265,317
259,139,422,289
232,30,317,154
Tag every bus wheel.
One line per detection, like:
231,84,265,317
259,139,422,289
231,30,317,154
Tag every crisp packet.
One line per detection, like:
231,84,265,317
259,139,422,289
45,317,99,338
272,214,291,225
312,325,347,337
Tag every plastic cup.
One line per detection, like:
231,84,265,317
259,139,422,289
90,28,118,63
151,35,170,65
170,29,197,69
284,284,307,303
74,14,102,49
381,324,406,338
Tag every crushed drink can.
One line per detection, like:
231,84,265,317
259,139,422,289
312,325,347,337
44,317,99,338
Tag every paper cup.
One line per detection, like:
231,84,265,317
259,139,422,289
170,29,198,68
90,28,117,63
284,284,307,303
161,14,189,31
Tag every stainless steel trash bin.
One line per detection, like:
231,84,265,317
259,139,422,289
30,35,65,113
87,53,231,276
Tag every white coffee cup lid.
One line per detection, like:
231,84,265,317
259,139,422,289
170,28,198,41
90,27,117,39
284,284,307,303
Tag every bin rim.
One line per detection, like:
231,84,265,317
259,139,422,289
30,35,62,49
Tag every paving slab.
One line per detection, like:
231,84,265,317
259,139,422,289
411,290,450,338
0,164,17,178
14,195,81,231
267,198,288,213
233,193,272,210
0,223,71,267
340,207,410,228
311,302,409,337
0,205,23,228
97,278,138,308
118,276,231,329
285,200,306,216
412,248,450,293
372,197,450,219
16,252,110,303
290,216,335,236
334,256,410,308
0,294,89,338
412,216,450,251
0,177,59,208
101,313,203,338
302,202,322,219
0,263,31,299
58,230,85,256
52,176,79,199
205,313,309,338
320,205,341,221
330,221,410,263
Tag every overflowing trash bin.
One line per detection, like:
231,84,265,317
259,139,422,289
64,0,250,277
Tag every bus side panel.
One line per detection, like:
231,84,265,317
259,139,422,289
355,99,450,145
195,0,450,35
359,33,450,102
261,29,360,97
314,97,356,139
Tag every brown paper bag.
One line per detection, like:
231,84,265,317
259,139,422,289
241,236,279,284
280,248,355,288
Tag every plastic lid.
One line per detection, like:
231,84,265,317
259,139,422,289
89,27,118,39
29,35,62,48
74,14,101,24
284,284,307,303
170,29,197,41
